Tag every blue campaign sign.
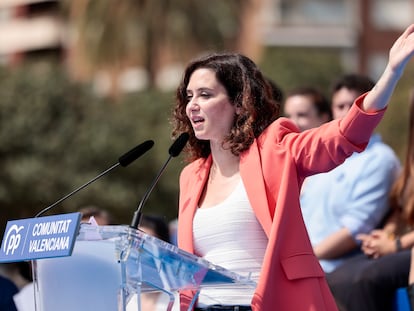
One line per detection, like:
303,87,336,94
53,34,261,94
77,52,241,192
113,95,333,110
0,212,81,263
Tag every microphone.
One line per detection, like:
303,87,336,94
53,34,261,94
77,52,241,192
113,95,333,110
130,133,189,229
35,140,155,218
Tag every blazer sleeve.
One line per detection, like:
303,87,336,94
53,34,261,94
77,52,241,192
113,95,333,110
268,93,386,177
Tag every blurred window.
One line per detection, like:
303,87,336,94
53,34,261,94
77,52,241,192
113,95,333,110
370,0,413,30
279,0,349,26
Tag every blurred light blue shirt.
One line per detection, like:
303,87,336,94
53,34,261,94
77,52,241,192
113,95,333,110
300,134,400,273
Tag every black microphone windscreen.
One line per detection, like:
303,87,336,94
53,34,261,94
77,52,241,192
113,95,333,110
168,133,189,157
119,140,154,167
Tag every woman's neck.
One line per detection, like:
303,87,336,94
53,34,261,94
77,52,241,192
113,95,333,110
198,141,240,209
209,141,240,177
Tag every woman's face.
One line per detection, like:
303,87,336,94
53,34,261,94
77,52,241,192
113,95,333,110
185,68,236,143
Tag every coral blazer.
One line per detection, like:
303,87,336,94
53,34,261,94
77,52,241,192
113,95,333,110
177,94,385,311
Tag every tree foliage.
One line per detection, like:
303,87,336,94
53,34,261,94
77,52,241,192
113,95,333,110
0,64,184,233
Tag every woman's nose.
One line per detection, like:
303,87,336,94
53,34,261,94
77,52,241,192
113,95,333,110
188,98,199,111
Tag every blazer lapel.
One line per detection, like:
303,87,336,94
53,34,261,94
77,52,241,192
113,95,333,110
179,156,211,252
240,140,273,237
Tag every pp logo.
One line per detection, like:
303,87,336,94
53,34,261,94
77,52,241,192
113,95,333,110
3,224,24,255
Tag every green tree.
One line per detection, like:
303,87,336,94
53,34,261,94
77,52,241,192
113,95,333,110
0,64,183,234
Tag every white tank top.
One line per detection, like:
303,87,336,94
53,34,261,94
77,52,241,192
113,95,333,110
193,179,268,306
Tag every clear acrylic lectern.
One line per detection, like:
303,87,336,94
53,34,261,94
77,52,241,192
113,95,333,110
33,224,256,311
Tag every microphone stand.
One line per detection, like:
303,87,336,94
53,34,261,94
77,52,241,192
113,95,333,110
129,132,189,229
130,157,172,229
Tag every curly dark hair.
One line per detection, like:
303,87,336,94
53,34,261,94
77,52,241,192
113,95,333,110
172,53,280,162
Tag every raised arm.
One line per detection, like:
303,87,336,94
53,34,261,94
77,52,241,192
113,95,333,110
363,24,414,112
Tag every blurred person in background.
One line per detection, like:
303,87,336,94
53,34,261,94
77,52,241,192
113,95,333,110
79,205,114,225
283,86,332,132
0,274,18,311
299,73,400,273
0,261,34,311
326,88,414,311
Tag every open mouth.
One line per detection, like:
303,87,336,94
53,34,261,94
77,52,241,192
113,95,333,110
192,116,204,124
